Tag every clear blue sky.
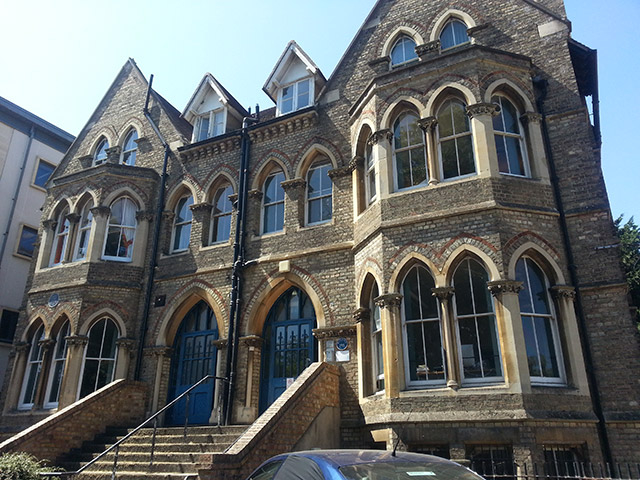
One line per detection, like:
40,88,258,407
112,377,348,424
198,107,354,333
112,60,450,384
2,0,637,221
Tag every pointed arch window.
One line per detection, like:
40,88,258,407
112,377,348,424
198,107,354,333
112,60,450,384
454,258,502,382
73,201,93,261
50,207,70,266
402,265,445,386
440,19,469,50
516,257,565,384
493,96,528,176
211,185,233,244
390,35,418,66
103,198,137,261
172,194,194,252
437,99,475,180
371,283,384,392
393,112,428,190
365,139,377,204
306,161,332,225
44,321,70,408
262,171,285,234
19,324,45,409
79,318,118,399
93,138,109,166
121,129,138,166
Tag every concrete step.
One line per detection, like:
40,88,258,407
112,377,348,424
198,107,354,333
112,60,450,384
88,460,197,474
89,432,240,446
69,472,197,480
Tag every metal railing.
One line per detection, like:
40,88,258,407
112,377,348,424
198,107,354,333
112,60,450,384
469,461,640,480
41,375,227,480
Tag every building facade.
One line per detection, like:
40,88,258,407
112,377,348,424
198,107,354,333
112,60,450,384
2,0,640,467
0,97,73,398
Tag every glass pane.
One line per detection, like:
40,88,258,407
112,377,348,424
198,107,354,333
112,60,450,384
394,117,409,149
410,147,427,185
418,268,438,318
477,315,501,377
506,137,524,176
424,320,445,380
297,79,310,108
22,363,40,404
501,99,519,134
102,321,118,359
535,316,559,377
457,135,475,176
454,261,473,316
308,167,321,197
438,104,454,138
440,23,456,50
403,268,420,320
97,359,115,389
492,99,506,132
469,260,491,314
396,150,411,189
441,140,458,179
452,20,469,45
321,196,332,221
281,86,293,114
459,318,480,378
213,214,231,243
406,322,426,381
18,226,38,257
48,360,65,404
86,320,104,358
34,161,56,187
528,259,551,314
495,135,509,173
80,359,99,398
451,102,469,134
522,316,540,376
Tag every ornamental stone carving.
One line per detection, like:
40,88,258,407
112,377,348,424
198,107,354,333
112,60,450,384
374,293,403,309
38,339,56,351
432,287,455,301
281,178,306,192
487,280,524,296
466,103,500,118
349,156,364,171
328,166,351,179
65,213,81,225
105,145,122,164
248,189,263,200
353,307,370,323
116,338,137,351
418,116,438,132
370,129,393,145
240,335,263,348
415,40,440,57
43,219,57,231
212,338,229,349
520,112,543,126
136,210,155,222
145,346,173,358
189,202,213,215
65,335,89,347
313,325,358,339
13,342,30,354
90,205,111,218
550,285,576,300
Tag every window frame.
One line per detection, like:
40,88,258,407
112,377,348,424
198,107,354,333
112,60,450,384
49,208,70,267
77,318,119,400
18,324,45,410
492,95,530,177
364,139,377,205
277,78,314,116
32,158,56,190
370,283,384,393
15,224,38,259
439,18,470,50
171,194,194,253
93,138,109,166
392,112,429,191
305,161,333,226
437,98,476,181
210,184,234,245
261,170,286,235
194,109,227,142
43,321,70,409
102,197,137,262
120,128,138,166
390,35,419,67
0,309,19,344
73,201,94,261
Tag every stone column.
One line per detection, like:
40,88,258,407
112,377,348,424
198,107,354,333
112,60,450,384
3,342,30,412
374,293,403,397
550,286,589,394
160,210,175,255
64,213,81,263
247,189,263,236
58,335,88,408
466,103,500,178
432,287,460,389
520,112,550,181
350,156,365,216
236,336,262,423
418,116,439,185
488,280,529,393
33,339,55,409
115,338,136,380
89,206,111,262
353,307,371,398
371,129,393,199
190,202,213,248
37,219,57,269
133,210,153,266
327,166,351,225
150,347,173,414
281,178,306,230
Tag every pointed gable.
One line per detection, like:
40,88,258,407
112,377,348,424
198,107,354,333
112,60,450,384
263,41,326,116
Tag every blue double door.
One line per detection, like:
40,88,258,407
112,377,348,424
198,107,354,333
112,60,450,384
260,287,317,413
167,301,218,425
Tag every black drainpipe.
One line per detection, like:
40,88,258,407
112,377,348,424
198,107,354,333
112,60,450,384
134,75,171,380
533,76,613,465
222,108,259,425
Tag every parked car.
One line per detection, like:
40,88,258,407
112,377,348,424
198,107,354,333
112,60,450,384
245,449,486,480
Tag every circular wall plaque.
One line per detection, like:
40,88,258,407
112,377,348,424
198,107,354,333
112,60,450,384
336,337,348,351
48,293,60,308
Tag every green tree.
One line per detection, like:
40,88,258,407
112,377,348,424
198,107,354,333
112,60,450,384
615,215,640,325
0,453,54,480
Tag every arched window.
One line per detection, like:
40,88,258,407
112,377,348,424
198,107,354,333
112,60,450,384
262,170,285,234
402,265,445,386
73,201,93,261
103,198,137,261
390,35,418,66
393,112,428,190
306,161,332,225
437,99,475,180
370,283,384,392
172,194,194,252
50,207,70,266
365,139,377,204
440,19,469,50
19,324,45,409
493,96,528,176
210,185,233,244
44,321,70,408
93,138,109,166
453,258,502,382
121,129,138,166
79,318,118,399
516,257,565,384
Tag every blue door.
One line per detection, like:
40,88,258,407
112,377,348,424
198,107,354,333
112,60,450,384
167,301,218,425
260,288,316,413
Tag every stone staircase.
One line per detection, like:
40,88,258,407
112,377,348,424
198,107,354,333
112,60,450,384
54,425,247,480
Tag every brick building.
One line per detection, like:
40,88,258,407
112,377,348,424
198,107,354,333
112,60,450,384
2,0,639,470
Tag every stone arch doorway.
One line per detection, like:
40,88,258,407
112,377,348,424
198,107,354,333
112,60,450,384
259,287,317,413
167,300,219,425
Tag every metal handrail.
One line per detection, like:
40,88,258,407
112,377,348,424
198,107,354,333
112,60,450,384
41,375,227,479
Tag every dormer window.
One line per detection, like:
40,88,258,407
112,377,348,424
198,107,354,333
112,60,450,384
440,19,469,50
390,35,418,66
279,78,312,115
195,109,226,142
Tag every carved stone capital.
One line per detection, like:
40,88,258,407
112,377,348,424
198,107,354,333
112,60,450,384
162,210,176,222
65,335,89,347
228,193,239,209
79,155,93,169
550,285,576,301
281,178,306,192
415,40,440,57
90,206,111,218
116,337,136,351
353,307,370,323
105,145,122,164
136,210,155,222
212,338,228,349
313,325,358,339
349,156,364,171
418,116,438,132
328,166,351,179
189,202,213,215
240,335,263,348
374,293,403,309
248,189,263,200
432,287,455,301
371,129,393,145
466,103,500,118
43,219,57,231
38,339,56,351
13,342,30,354
520,112,543,126
488,280,524,297
65,213,81,225
147,346,173,358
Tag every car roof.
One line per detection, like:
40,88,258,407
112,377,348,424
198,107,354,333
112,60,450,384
285,449,456,469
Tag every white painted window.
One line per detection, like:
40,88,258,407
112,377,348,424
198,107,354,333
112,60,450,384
210,185,233,244
49,207,70,266
390,35,418,66
365,140,377,204
437,99,475,180
278,78,312,115
103,198,137,261
44,321,70,409
440,19,469,50
73,201,94,261
18,325,45,410
493,96,529,177
121,129,138,166
262,171,285,234
93,138,109,166
172,195,194,252
393,112,428,190
306,162,332,225
79,318,118,399
370,283,384,392
195,109,226,142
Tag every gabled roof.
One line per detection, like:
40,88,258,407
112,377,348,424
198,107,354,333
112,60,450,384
263,40,327,103
182,73,248,121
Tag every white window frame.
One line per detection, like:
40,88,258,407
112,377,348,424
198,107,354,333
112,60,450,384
49,208,70,267
194,109,227,142
492,95,530,177
32,157,56,190
43,321,70,409
77,319,119,400
306,162,333,226
120,128,138,166
73,202,94,261
171,194,194,253
392,112,429,191
439,18,470,51
93,138,109,166
102,198,137,262
261,171,286,235
365,140,377,205
437,99,476,181
210,185,233,245
277,78,314,116
390,35,418,67
18,325,45,410
370,284,384,393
